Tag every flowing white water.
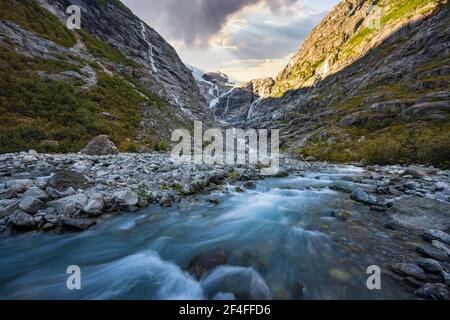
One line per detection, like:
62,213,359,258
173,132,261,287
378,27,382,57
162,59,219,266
140,21,158,73
247,97,263,120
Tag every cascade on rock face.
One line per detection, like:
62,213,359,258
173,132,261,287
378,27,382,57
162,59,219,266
140,21,158,74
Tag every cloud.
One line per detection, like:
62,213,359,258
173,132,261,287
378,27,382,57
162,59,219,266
218,56,291,80
123,0,298,47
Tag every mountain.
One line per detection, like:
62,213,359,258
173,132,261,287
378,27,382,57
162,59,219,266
189,66,237,109
213,0,450,168
0,0,212,153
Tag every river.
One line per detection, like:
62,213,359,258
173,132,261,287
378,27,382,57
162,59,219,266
0,165,416,300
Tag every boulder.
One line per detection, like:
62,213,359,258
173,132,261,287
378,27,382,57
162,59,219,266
18,197,44,214
350,188,378,205
200,266,272,300
0,200,19,217
9,211,35,229
59,216,95,231
5,179,33,193
81,135,119,156
404,167,436,179
0,188,16,200
416,245,449,263
84,199,104,216
415,283,450,300
383,197,450,231
391,263,426,281
423,230,450,245
113,190,138,206
23,187,49,201
415,259,443,274
188,249,229,278
48,193,88,216
48,170,91,192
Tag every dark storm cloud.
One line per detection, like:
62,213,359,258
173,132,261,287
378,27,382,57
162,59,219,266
123,0,297,46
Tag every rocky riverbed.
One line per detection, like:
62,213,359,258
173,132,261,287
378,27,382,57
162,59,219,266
1,150,450,299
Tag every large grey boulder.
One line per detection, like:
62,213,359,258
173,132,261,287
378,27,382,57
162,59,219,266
423,230,450,245
391,263,426,281
48,170,91,192
59,217,95,231
48,194,88,216
350,188,378,206
9,211,36,229
5,179,33,193
113,190,138,206
0,200,19,218
23,187,49,202
81,135,119,156
383,197,450,231
415,283,450,300
404,167,437,179
18,197,44,214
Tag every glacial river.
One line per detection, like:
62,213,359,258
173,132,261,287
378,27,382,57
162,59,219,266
0,165,416,300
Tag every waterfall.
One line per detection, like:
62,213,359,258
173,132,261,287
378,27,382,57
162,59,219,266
140,21,158,73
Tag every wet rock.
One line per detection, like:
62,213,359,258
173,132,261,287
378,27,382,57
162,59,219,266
432,240,450,256
48,170,91,192
272,168,289,177
416,245,450,263
235,187,245,193
329,268,352,282
416,259,443,274
383,197,450,231
244,181,256,189
423,230,450,245
442,271,450,286
200,266,272,300
113,190,138,207
188,248,229,278
9,211,35,229
59,216,95,231
391,263,426,281
415,283,450,300
18,197,44,214
81,135,119,156
22,187,49,201
350,188,378,205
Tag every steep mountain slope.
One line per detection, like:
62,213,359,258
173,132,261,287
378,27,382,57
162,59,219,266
0,0,211,153
216,0,450,167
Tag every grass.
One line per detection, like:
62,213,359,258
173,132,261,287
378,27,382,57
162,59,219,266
0,0,76,47
79,30,137,67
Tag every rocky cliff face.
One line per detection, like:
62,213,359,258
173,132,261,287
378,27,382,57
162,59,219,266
0,0,211,153
213,0,450,168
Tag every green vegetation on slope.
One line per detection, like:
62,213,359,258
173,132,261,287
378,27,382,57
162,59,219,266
0,0,76,47
79,30,137,67
0,47,164,153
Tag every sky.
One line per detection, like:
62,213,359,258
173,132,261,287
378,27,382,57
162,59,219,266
122,0,340,81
